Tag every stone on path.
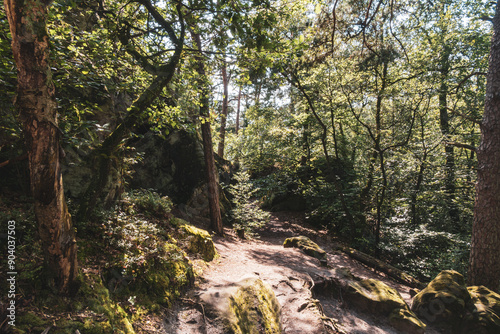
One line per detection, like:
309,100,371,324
283,236,327,266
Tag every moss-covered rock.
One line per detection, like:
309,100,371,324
411,270,472,328
180,224,217,261
389,307,427,334
78,273,135,334
227,278,282,334
462,285,500,333
127,241,195,308
347,278,425,334
283,236,327,266
172,217,218,261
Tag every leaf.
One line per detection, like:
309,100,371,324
315,4,321,15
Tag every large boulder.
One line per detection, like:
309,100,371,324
227,278,282,334
283,236,327,266
411,270,472,330
311,268,425,334
347,278,425,334
463,285,500,333
199,277,282,334
410,270,500,333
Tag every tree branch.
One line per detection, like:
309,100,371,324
447,107,482,125
445,141,477,152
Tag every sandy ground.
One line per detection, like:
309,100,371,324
161,211,439,334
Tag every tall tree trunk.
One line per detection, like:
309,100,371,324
438,44,458,223
374,60,388,251
191,30,224,236
217,59,229,158
4,0,77,294
468,0,500,291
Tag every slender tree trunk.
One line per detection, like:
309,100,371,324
4,0,77,294
438,44,458,222
468,0,500,291
374,60,388,250
191,30,224,236
235,86,241,135
411,118,428,226
217,59,229,158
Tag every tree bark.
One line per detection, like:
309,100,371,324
468,0,500,291
191,30,224,236
4,0,78,294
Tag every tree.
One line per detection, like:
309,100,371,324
3,0,77,294
189,23,224,235
76,0,185,220
468,0,500,291
217,59,229,159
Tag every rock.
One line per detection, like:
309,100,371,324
311,268,425,334
347,279,425,334
283,236,327,266
389,306,426,334
227,278,282,334
130,130,205,204
172,218,217,261
199,277,282,334
462,285,500,333
411,270,472,328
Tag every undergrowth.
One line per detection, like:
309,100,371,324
0,189,203,333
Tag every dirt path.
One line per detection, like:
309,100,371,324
163,212,437,334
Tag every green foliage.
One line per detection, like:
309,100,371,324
125,189,173,218
380,222,470,280
1,187,199,333
226,171,270,237
102,196,193,308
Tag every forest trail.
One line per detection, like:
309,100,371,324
163,212,437,334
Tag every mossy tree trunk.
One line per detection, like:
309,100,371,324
4,0,77,294
191,30,224,236
468,0,500,292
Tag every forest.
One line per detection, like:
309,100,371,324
1,0,500,333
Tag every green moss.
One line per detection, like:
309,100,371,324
14,313,49,332
180,223,217,261
347,278,425,334
13,274,134,334
411,270,471,326
78,273,135,334
170,217,218,261
283,236,327,266
116,241,194,309
227,278,282,334
348,279,407,313
389,308,426,334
